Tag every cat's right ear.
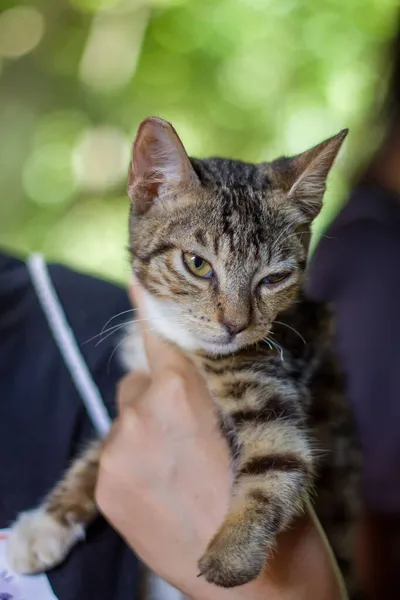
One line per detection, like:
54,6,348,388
127,117,199,214
265,129,348,222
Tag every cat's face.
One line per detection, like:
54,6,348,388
128,118,347,355
130,176,307,354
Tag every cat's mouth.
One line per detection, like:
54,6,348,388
194,331,254,355
194,328,265,355
194,327,273,355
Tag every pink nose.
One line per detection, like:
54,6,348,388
221,319,248,338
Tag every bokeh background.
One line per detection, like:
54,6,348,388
0,0,398,284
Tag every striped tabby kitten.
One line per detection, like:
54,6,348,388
7,118,361,595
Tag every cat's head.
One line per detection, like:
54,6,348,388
128,117,347,355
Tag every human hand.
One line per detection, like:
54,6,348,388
95,284,344,600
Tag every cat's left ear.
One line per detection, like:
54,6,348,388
268,129,348,221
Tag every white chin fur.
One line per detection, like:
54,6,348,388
139,289,199,351
119,290,200,372
199,341,239,355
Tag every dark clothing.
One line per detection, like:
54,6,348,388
307,186,400,513
0,252,141,600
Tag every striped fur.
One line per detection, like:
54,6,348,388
7,119,361,597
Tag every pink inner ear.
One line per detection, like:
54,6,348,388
128,120,164,212
127,117,198,214
134,127,158,179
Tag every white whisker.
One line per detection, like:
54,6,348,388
107,326,156,372
95,323,131,347
84,321,132,345
263,338,273,351
280,230,309,244
264,337,284,362
100,308,138,337
272,223,295,249
107,336,131,373
86,314,180,346
273,320,306,344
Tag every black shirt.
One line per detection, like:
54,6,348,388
0,252,141,600
307,187,400,514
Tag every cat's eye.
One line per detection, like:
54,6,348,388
183,252,213,279
262,272,290,285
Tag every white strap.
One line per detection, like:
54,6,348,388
306,499,349,600
27,254,111,438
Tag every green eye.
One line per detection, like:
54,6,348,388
263,272,290,285
183,252,213,278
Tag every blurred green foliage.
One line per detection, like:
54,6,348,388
0,0,398,283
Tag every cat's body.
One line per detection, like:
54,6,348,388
7,118,361,597
124,292,361,595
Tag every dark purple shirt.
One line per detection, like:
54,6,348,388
307,186,400,513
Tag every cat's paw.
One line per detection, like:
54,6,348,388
6,509,85,574
198,516,270,587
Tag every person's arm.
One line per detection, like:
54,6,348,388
95,287,343,600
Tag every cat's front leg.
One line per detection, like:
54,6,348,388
7,323,147,575
198,396,313,587
7,440,101,574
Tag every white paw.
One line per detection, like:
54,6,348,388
7,509,85,574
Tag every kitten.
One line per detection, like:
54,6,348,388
7,118,361,595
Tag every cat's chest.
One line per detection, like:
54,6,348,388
195,352,293,413
119,326,304,414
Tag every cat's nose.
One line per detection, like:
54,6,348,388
222,319,248,338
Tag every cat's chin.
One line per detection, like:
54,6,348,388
196,340,240,356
